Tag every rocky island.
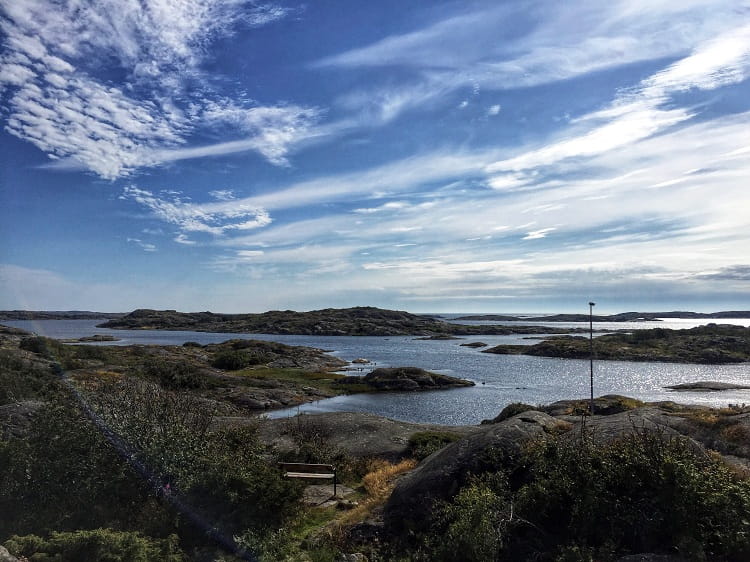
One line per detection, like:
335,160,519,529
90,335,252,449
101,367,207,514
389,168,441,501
483,324,750,363
96,306,591,336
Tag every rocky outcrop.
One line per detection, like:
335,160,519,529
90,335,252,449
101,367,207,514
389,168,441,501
384,405,705,532
335,367,474,391
251,411,480,460
384,410,561,529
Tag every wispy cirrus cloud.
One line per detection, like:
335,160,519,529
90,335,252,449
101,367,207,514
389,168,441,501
126,238,158,252
0,0,314,178
318,0,747,123
121,186,271,236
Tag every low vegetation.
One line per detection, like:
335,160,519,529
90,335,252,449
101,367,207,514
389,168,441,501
403,430,750,561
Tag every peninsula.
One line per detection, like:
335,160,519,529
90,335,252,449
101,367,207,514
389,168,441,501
483,324,750,363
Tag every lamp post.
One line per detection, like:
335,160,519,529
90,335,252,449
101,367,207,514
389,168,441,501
589,301,595,416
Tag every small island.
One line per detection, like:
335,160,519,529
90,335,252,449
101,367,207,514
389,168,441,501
335,367,474,391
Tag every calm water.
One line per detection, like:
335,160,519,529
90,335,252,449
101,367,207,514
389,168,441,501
6,318,750,425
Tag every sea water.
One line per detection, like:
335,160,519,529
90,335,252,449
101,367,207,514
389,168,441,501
6,318,750,425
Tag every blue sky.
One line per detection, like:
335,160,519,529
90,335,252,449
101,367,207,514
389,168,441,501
1,0,749,313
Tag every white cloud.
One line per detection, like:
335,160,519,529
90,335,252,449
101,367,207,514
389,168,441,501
318,0,744,123
200,101,322,166
174,234,197,245
121,186,272,237
0,0,309,177
522,228,555,240
487,104,501,116
209,190,236,201
486,22,750,175
127,237,158,252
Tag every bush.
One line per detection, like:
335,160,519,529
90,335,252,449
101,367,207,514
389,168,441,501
0,399,173,541
4,528,183,561
211,350,270,370
515,431,750,559
88,379,301,536
407,431,462,460
423,430,750,561
429,473,511,561
0,350,55,405
142,358,206,389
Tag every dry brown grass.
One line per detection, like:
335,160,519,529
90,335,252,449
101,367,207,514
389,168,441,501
338,458,417,526
720,423,750,444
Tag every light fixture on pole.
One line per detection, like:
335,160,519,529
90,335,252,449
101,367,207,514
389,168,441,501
589,301,595,415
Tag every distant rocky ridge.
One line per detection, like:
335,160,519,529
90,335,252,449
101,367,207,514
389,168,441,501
97,307,590,336
0,310,124,320
454,310,750,322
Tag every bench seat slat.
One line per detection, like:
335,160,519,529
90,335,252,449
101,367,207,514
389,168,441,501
284,472,335,479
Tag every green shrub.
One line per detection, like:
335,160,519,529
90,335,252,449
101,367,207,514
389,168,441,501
0,399,172,541
407,431,462,460
423,430,750,561
0,350,55,404
429,473,511,561
515,431,750,560
142,358,206,389
211,350,270,370
4,528,183,561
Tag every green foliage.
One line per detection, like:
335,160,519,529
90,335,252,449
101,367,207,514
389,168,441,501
4,528,183,561
429,473,511,561
88,378,301,535
0,399,174,541
212,349,270,370
420,430,750,561
0,349,54,404
407,431,462,460
142,358,207,389
18,336,112,369
517,431,750,559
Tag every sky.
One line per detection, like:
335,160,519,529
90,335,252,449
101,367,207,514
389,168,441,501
1,0,749,314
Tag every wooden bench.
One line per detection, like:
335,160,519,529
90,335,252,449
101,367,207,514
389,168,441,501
279,463,337,496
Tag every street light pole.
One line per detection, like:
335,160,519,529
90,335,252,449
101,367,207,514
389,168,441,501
589,301,595,416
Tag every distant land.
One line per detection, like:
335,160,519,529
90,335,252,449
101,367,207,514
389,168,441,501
0,310,124,320
454,311,750,322
97,307,592,336
2,307,748,336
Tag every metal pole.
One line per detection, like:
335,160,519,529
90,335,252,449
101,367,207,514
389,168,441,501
589,301,595,415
